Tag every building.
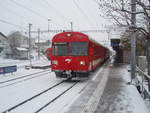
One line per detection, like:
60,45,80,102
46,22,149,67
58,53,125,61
0,32,12,58
8,31,36,59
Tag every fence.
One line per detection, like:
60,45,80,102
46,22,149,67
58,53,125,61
136,66,150,99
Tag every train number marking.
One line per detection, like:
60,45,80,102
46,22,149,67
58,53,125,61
65,59,72,63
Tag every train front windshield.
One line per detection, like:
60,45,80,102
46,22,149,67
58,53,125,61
52,42,88,56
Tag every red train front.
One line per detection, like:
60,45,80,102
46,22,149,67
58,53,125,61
47,32,109,78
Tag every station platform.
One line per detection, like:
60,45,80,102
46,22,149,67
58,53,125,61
65,63,149,113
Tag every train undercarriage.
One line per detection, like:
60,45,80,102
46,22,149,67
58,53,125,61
55,70,89,78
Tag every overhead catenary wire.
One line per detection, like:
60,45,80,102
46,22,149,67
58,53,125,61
0,1,45,33
43,0,70,23
5,0,54,34
73,0,94,27
0,18,27,30
8,0,48,21
42,0,70,30
6,0,72,31
0,4,33,25
0,0,111,35
82,0,103,29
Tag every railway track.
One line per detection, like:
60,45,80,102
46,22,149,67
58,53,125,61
0,70,51,88
1,79,78,113
35,81,78,113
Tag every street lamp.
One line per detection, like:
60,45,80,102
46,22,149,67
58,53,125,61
70,21,73,31
48,19,51,32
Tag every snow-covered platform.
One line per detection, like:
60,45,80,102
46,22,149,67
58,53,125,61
65,64,149,113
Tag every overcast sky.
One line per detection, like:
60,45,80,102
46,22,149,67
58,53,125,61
0,0,116,46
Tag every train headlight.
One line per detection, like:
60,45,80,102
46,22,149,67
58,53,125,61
80,61,85,65
66,33,72,37
52,60,58,65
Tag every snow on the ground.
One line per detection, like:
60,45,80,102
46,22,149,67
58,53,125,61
0,57,52,112
0,57,89,113
0,72,53,112
145,100,150,112
0,56,50,81
119,65,149,113
126,65,150,112
94,64,149,113
0,69,88,113
39,81,88,113
0,57,150,113
0,55,50,67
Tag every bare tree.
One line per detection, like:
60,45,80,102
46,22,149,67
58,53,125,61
97,0,150,76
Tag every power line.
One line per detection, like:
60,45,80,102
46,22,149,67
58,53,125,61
40,0,66,30
1,4,30,22
0,18,27,30
87,0,104,27
31,29,119,33
0,1,44,32
78,0,102,30
73,0,93,27
41,0,71,30
8,0,48,21
43,0,70,23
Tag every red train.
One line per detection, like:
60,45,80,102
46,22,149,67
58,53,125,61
47,32,109,78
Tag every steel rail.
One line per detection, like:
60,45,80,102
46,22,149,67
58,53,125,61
35,81,78,113
1,80,67,113
0,71,52,89
0,69,50,85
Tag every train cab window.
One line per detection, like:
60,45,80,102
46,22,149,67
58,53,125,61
52,42,68,56
52,42,88,56
70,42,88,56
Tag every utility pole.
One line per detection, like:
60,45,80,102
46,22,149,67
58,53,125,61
147,0,150,91
29,23,32,67
130,0,136,82
38,28,40,59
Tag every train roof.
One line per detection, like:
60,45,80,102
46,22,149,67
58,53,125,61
52,31,108,49
52,32,89,42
